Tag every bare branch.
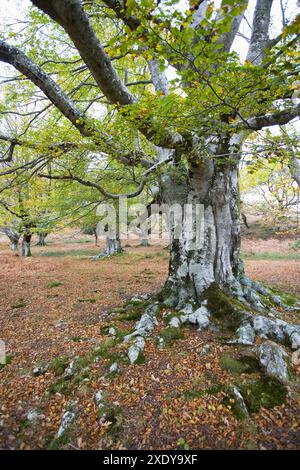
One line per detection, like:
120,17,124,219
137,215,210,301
38,153,173,199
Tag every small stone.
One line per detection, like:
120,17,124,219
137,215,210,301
199,344,210,357
57,401,76,437
27,409,43,422
94,391,104,408
128,345,140,364
290,331,300,350
109,362,120,374
108,327,116,337
169,317,181,328
231,386,249,420
271,295,283,306
32,365,47,377
65,361,75,378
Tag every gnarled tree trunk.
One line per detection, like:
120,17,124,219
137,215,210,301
0,228,21,252
160,149,243,308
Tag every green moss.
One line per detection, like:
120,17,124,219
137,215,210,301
48,356,69,376
238,378,287,412
163,311,182,325
134,351,145,365
47,377,72,396
48,431,71,450
116,310,142,321
207,384,224,396
0,354,13,370
159,327,183,346
202,283,249,329
12,300,26,309
71,336,82,343
183,387,204,400
47,281,63,288
220,354,259,375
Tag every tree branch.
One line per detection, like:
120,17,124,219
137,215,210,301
31,0,135,105
38,154,173,199
0,39,90,136
234,102,300,130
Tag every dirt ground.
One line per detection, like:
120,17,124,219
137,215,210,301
0,233,299,450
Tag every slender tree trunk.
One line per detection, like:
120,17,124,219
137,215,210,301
22,233,32,257
94,229,99,247
36,232,47,246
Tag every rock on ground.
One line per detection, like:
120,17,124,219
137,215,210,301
254,341,289,384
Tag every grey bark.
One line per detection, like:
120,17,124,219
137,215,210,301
246,0,274,65
161,139,243,307
288,155,300,187
0,227,20,251
22,232,32,257
36,232,47,246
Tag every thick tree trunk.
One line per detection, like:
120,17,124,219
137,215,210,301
22,233,32,257
140,225,150,247
104,232,122,256
1,228,21,252
36,232,47,246
161,156,243,308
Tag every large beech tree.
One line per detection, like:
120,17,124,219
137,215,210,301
0,0,299,309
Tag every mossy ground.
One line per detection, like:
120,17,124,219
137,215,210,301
238,379,287,413
158,326,184,347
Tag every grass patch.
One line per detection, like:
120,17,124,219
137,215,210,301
116,310,142,322
159,327,183,347
47,281,63,288
47,337,126,396
40,249,99,258
242,251,300,261
12,300,26,309
71,336,83,343
0,354,13,370
48,356,69,376
220,354,259,375
77,298,97,304
47,431,72,450
182,387,204,401
238,378,287,412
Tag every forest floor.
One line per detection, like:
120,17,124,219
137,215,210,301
0,232,299,450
